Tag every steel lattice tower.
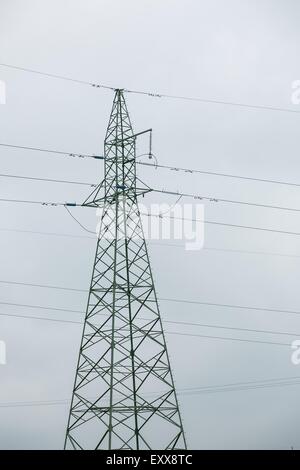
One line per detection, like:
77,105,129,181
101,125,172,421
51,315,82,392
64,89,186,450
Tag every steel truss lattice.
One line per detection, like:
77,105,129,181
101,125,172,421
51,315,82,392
64,89,186,450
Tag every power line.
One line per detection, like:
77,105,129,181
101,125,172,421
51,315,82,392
138,161,300,189
0,172,95,186
202,219,300,237
2,196,300,238
0,142,104,160
0,63,115,90
166,331,289,347
167,321,300,338
0,227,92,240
143,213,300,237
64,206,95,234
2,158,300,215
0,225,299,259
179,375,300,392
1,62,300,115
0,197,67,207
2,141,300,190
0,301,83,314
199,245,300,259
160,298,300,317
2,175,300,215
0,311,81,325
153,241,300,259
153,188,300,214
0,279,86,292
4,66,299,443
178,379,300,396
1,301,300,336
125,88,300,115
0,310,291,347
1,284,300,317
1,376,300,408
1,167,299,217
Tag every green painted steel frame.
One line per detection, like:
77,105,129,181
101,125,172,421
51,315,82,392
64,90,186,450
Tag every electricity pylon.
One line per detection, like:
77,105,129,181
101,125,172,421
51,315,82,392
64,89,186,450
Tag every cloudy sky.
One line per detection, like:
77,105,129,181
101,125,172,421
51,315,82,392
1,0,300,449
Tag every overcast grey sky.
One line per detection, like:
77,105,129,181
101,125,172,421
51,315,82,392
1,0,300,450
